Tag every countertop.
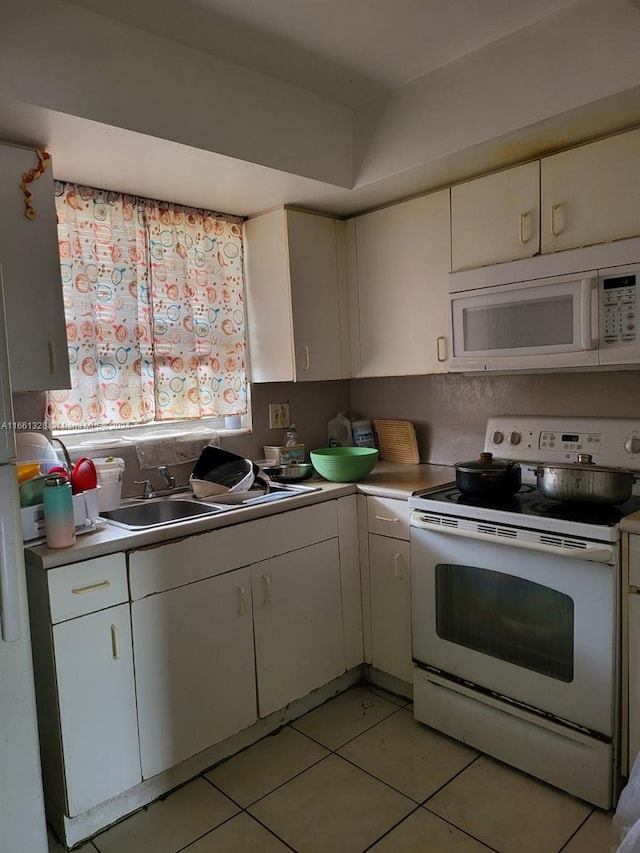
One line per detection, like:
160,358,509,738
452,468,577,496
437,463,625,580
621,512,640,535
24,461,455,570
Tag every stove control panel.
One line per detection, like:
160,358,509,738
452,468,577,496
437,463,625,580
539,430,603,454
484,416,640,474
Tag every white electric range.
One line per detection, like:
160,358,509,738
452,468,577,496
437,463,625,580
409,416,640,809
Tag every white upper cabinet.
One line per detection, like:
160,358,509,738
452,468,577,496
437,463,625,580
541,128,640,254
0,142,70,391
244,208,349,382
451,161,540,271
347,189,451,377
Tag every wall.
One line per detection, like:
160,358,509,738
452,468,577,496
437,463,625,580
13,381,351,497
349,370,640,466
16,370,640,493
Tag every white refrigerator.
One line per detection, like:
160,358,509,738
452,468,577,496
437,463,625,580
0,269,49,852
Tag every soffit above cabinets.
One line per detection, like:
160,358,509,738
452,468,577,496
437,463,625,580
3,0,640,218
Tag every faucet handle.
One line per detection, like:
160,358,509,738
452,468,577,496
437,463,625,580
135,479,153,498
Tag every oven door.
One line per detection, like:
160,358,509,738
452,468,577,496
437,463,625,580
410,522,618,737
450,272,599,371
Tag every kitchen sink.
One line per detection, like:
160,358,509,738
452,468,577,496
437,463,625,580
99,482,323,530
99,499,232,530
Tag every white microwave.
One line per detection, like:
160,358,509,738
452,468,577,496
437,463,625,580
449,239,640,372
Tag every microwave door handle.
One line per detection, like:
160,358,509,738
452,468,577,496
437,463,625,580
580,277,598,350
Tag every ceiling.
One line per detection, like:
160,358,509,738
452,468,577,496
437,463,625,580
64,0,579,108
4,0,640,218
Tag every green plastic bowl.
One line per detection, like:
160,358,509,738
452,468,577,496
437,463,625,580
310,447,379,483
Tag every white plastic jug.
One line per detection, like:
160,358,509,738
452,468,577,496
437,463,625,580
92,457,125,511
327,413,353,447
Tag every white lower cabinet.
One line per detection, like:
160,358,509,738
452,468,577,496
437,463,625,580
27,498,360,845
252,538,345,717
362,496,412,685
26,554,141,819
629,594,640,772
53,604,140,815
369,535,412,684
132,566,257,779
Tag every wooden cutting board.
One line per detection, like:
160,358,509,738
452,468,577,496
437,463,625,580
372,419,420,464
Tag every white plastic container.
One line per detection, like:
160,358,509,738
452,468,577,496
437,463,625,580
92,457,125,511
327,413,353,447
352,418,376,448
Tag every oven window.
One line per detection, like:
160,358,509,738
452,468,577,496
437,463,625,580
435,564,574,682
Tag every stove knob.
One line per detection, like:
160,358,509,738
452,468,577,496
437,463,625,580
492,430,504,445
625,436,640,454
509,431,521,446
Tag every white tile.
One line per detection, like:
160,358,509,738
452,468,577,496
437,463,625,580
562,808,615,853
92,778,239,853
361,683,409,707
181,812,290,852
338,708,478,801
205,725,328,806
369,808,495,852
427,756,592,853
249,754,415,853
291,685,400,749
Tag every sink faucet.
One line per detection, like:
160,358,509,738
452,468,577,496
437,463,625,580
158,466,175,489
134,467,189,499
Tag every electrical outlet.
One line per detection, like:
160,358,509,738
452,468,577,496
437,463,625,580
268,403,290,430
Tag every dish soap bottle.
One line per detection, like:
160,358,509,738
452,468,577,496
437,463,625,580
327,412,353,447
283,425,299,447
282,425,305,464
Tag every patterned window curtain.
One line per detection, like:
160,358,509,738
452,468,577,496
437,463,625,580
47,182,247,430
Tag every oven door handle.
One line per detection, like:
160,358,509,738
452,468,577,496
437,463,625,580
410,517,614,564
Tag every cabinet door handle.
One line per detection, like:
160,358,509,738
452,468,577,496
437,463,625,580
375,514,399,523
303,346,311,371
436,336,447,363
110,624,120,660
71,580,111,595
393,553,404,581
262,573,272,605
551,203,563,237
518,211,531,244
236,584,247,615
47,339,56,375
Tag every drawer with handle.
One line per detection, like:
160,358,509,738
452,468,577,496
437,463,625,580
47,554,128,623
367,496,410,540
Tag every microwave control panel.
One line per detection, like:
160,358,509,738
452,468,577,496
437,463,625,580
600,269,638,347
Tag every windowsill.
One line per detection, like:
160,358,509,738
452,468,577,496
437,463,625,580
55,420,251,453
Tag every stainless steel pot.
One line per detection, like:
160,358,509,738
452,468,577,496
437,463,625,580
532,453,637,505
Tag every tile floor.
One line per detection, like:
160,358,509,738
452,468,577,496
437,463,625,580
48,683,616,853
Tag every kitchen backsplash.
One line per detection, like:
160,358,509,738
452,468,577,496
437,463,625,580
13,370,640,492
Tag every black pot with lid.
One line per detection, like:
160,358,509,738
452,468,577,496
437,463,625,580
455,452,522,498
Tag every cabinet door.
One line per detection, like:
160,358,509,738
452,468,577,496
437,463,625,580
252,538,345,717
350,190,451,377
629,593,640,772
0,143,70,391
133,566,256,779
287,210,345,381
541,129,640,253
369,535,412,683
53,603,140,815
244,208,347,382
451,161,540,271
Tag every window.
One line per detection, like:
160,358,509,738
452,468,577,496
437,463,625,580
47,182,248,432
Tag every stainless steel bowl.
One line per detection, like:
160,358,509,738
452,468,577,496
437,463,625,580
264,463,313,483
